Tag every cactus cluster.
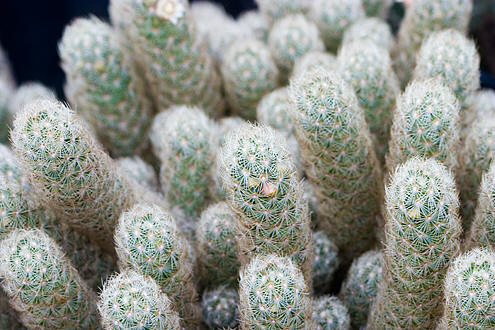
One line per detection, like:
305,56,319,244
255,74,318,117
289,68,382,261
369,158,462,329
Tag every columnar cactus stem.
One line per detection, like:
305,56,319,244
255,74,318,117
413,29,480,111
466,162,495,249
8,82,55,118
308,0,365,53
98,269,181,329
342,17,394,52
116,156,158,192
438,248,495,329
312,231,339,293
393,0,472,86
196,202,240,287
221,39,279,120
59,17,152,157
115,203,199,328
0,228,99,329
255,0,306,24
385,79,460,175
11,98,135,252
339,250,383,328
201,286,239,329
291,51,336,80
268,14,324,81
150,105,217,221
219,124,313,280
110,0,224,117
239,254,312,329
312,296,350,330
459,118,495,229
289,68,382,261
0,80,11,143
368,158,462,329
362,0,393,18
338,40,400,163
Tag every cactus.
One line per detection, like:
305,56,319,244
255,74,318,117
201,286,239,329
116,156,158,192
268,14,325,81
238,10,269,42
114,203,199,328
110,0,224,117
339,249,384,328
289,68,382,261
221,39,279,120
342,17,394,51
11,98,135,252
362,0,393,18
308,0,365,53
413,29,480,110
312,296,350,330
0,44,15,90
466,162,495,249
150,106,216,220
256,87,295,136
239,254,312,329
393,0,472,86
312,231,339,293
255,0,306,24
59,17,152,157
99,269,181,330
196,202,241,287
0,80,11,143
8,82,55,118
368,158,462,329
219,124,313,280
338,39,400,163
459,118,495,229
291,51,336,80
385,79,460,175
0,228,99,329
469,89,495,118
438,247,495,329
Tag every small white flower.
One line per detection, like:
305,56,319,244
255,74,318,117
155,0,185,25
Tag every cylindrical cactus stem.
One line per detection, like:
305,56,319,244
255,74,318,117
219,124,313,281
116,156,158,193
362,0,393,18
0,80,11,143
149,106,217,221
291,51,336,80
337,39,400,163
11,98,135,252
0,43,15,90
221,39,279,120
201,286,239,329
312,296,350,330
255,0,306,25
98,269,181,330
109,0,224,117
196,202,240,288
368,158,462,329
413,29,480,111
115,203,199,328
238,10,269,42
342,17,394,52
239,254,312,329
312,231,339,293
459,118,495,228
8,82,55,119
385,79,460,176
0,228,99,329
59,17,152,157
466,162,495,249
393,0,472,87
339,249,384,329
438,247,495,329
289,68,382,261
308,0,365,53
268,14,324,81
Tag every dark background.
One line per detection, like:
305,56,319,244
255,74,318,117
0,0,493,99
